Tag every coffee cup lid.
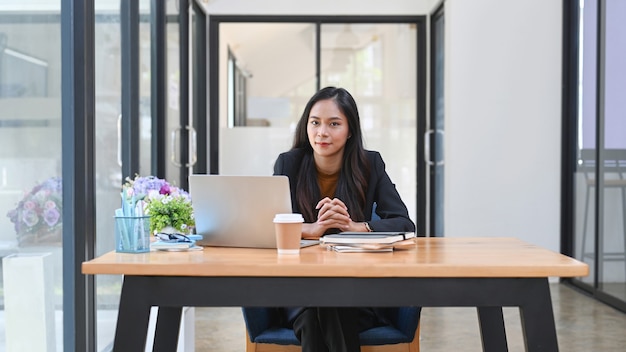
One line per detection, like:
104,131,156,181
273,213,304,223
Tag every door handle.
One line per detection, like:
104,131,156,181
424,129,433,165
171,126,197,168
186,125,197,168
424,129,444,166
171,126,182,167
117,114,122,167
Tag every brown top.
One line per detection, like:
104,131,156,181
82,237,589,279
317,168,339,199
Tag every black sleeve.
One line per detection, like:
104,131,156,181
273,153,286,176
273,151,300,213
368,152,416,233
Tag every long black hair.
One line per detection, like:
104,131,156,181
291,87,370,223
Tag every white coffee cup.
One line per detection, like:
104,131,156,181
273,213,304,255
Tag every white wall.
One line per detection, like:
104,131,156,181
202,0,565,252
445,0,562,252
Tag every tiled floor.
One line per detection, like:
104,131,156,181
194,283,626,351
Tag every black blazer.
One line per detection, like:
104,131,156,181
273,148,415,233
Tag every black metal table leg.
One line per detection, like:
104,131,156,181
113,277,152,352
477,306,508,352
520,279,559,352
153,307,182,352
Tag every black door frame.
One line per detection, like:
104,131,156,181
62,1,96,351
207,15,427,235
429,3,445,237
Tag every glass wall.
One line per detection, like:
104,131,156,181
320,23,417,220
93,0,155,349
571,0,626,311
218,22,316,177
93,3,125,349
0,0,191,349
574,0,598,288
166,19,182,185
0,7,63,351
217,21,419,222
599,0,626,304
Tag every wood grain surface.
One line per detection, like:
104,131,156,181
82,237,588,278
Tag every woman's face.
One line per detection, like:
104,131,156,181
307,99,351,160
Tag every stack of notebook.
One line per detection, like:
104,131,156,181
320,232,416,253
151,234,203,251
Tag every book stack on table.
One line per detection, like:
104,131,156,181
320,232,416,253
150,234,203,251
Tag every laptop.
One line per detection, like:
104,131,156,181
188,175,318,249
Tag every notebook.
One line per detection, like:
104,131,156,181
188,175,318,249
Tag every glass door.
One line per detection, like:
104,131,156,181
570,0,626,312
319,23,418,222
94,0,154,348
598,0,626,304
165,0,183,187
93,3,123,345
211,17,425,227
165,0,202,189
573,0,598,289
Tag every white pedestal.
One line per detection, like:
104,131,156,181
2,253,55,352
145,307,195,352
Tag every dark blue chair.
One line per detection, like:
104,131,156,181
242,307,421,352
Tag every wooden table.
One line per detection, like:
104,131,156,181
82,237,588,352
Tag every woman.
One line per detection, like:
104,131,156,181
274,87,415,352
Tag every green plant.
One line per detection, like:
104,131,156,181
121,175,195,235
144,194,195,235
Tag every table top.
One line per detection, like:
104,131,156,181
82,237,588,278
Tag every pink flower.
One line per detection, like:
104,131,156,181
22,209,39,227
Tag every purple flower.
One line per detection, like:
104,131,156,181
43,207,61,227
128,176,170,197
123,176,193,225
159,184,171,195
124,175,193,203
6,176,63,239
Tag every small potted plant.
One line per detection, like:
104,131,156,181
123,175,195,235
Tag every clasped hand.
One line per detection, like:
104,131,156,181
301,197,359,239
